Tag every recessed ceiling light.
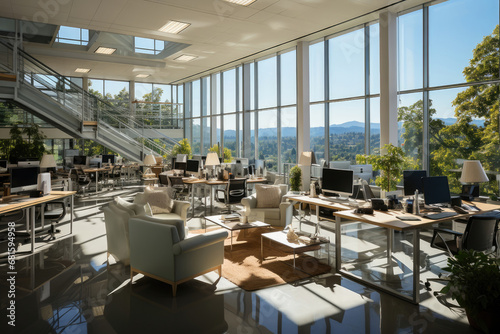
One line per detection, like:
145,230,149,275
136,74,150,78
224,0,257,6
95,46,116,55
159,20,191,34
174,54,197,62
75,68,91,73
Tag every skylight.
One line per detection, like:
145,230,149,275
55,26,89,46
135,37,165,55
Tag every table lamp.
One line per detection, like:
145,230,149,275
460,160,489,201
143,154,156,166
205,152,220,180
40,154,57,173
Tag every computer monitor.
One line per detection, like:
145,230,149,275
73,155,88,166
10,166,40,194
321,168,354,200
0,160,7,169
186,159,200,173
90,158,102,168
101,155,115,164
403,170,427,196
231,162,244,177
422,176,452,206
174,161,187,175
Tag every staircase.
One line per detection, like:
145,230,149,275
0,39,178,161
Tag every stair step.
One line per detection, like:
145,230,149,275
83,121,98,126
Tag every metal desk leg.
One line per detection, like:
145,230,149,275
314,205,321,237
335,215,342,271
70,195,74,235
191,184,195,219
30,207,35,253
387,228,393,263
299,202,303,231
412,230,420,303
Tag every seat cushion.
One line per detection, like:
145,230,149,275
153,212,183,220
255,184,281,208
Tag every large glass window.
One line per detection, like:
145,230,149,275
280,50,297,106
257,57,277,109
309,41,325,102
223,114,237,157
329,100,365,162
258,109,278,171
329,28,365,99
55,26,89,45
398,8,423,91
281,107,297,164
223,69,236,113
310,104,325,160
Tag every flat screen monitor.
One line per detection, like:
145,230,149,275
403,170,427,196
186,159,199,173
102,155,115,164
10,166,40,194
321,168,354,199
73,155,87,166
0,160,8,168
174,161,187,172
422,176,451,206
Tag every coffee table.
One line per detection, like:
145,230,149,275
204,215,271,250
261,231,330,268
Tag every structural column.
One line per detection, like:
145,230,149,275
379,11,399,150
296,41,310,156
242,63,252,159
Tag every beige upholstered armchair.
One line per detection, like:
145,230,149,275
129,216,228,296
241,184,293,227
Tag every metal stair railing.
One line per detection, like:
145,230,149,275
0,38,179,158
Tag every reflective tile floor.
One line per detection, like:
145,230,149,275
0,187,478,333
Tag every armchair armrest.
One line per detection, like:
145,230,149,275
172,229,228,255
241,195,257,213
172,200,190,222
134,215,185,241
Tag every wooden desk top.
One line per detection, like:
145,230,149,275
333,200,500,232
286,195,354,211
182,177,268,185
0,191,76,215
83,167,111,173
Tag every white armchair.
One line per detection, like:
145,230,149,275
241,184,293,227
129,216,228,296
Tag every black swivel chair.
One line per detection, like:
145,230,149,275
425,215,499,289
215,178,247,214
41,202,67,241
167,175,189,200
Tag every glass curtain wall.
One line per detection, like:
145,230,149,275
309,22,380,164
397,0,500,196
183,49,297,170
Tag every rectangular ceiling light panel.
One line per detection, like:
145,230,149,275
159,21,190,34
95,46,116,54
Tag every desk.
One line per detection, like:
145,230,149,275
83,167,111,195
182,177,268,217
333,201,499,304
287,195,499,303
0,191,76,253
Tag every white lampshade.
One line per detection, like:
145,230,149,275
205,152,220,166
460,160,489,183
40,154,57,168
143,154,156,166
298,151,316,166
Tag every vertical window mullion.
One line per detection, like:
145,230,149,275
364,24,371,155
324,38,330,162
423,5,430,172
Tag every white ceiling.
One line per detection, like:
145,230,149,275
0,0,422,84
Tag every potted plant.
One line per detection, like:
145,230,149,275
357,143,417,198
440,250,500,333
289,165,302,193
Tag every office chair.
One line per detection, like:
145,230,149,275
159,174,169,187
71,168,91,196
215,178,247,214
108,165,124,189
167,175,189,200
425,215,499,290
41,201,67,241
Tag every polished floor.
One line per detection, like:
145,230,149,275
0,186,478,333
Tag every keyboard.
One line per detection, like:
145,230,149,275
423,212,457,220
